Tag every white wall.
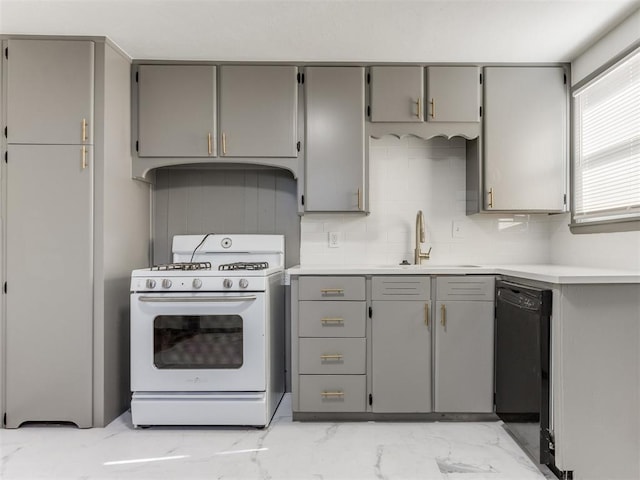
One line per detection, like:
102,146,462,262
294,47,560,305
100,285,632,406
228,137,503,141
301,136,552,266
549,9,640,271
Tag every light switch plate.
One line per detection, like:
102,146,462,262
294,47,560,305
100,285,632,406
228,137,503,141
452,221,465,238
328,232,341,248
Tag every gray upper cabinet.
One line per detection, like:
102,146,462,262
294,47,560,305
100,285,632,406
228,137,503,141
137,64,216,157
369,66,424,122
483,67,567,212
219,65,298,158
6,39,94,145
304,67,365,212
426,66,481,122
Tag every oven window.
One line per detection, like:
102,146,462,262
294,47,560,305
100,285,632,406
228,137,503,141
153,315,243,369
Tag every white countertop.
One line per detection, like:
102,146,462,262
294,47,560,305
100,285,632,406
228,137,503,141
286,264,640,284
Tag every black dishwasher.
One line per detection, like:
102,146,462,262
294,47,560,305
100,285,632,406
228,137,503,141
495,280,553,468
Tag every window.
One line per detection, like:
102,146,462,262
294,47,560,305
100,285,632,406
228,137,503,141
572,47,640,230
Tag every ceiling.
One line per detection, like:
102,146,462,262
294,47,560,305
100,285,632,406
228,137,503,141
0,0,639,62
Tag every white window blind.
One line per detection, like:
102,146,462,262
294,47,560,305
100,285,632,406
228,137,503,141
573,47,640,225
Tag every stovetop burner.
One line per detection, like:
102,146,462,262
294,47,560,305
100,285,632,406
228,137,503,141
218,261,270,271
151,262,212,271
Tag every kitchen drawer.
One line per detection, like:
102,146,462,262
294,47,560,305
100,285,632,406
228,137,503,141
436,276,495,301
372,276,431,301
298,276,365,301
299,301,366,337
298,375,366,412
299,338,366,375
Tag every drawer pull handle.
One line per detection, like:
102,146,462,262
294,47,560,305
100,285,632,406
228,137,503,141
320,288,344,295
207,132,212,155
424,303,429,328
441,304,447,329
321,391,345,398
321,317,344,325
320,354,344,360
416,97,422,119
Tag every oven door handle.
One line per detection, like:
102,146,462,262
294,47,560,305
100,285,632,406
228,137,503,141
137,295,257,303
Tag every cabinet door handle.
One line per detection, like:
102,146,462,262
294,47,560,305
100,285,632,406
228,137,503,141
321,391,345,398
222,133,227,155
320,354,343,360
207,133,212,155
488,188,494,209
81,146,87,170
81,118,88,142
357,188,362,210
321,317,344,325
424,303,429,328
320,288,344,296
441,304,446,328
430,98,435,119
416,97,422,119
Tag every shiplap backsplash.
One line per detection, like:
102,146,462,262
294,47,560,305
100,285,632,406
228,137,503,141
300,136,552,266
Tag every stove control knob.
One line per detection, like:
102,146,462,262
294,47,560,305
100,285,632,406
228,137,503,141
223,278,233,289
162,279,172,289
146,279,157,289
239,279,249,289
192,278,203,289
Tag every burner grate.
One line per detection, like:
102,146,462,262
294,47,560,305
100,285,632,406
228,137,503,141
151,262,212,271
218,262,270,271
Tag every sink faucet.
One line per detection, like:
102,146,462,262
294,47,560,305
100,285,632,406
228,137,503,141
414,210,432,265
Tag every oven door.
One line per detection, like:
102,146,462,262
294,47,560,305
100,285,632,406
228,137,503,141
131,292,266,392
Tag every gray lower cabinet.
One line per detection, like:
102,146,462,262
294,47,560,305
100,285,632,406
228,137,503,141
482,67,567,212
219,65,298,158
6,145,94,428
369,66,424,122
434,277,495,413
6,39,94,145
137,64,216,157
426,66,481,122
371,276,432,412
304,67,365,212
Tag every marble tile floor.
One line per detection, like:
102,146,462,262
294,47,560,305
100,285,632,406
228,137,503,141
0,394,553,480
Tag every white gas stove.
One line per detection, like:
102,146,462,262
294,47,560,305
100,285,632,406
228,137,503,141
130,234,285,427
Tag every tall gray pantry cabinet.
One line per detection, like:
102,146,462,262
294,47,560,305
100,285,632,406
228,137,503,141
1,37,151,428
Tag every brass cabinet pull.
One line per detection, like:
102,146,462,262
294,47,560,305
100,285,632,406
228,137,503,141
424,303,429,327
416,97,422,119
441,304,446,328
320,354,344,360
81,118,88,142
357,188,363,210
207,133,212,155
488,188,494,209
321,317,344,325
222,133,227,155
320,288,344,295
81,146,87,169
321,391,345,398
430,98,435,118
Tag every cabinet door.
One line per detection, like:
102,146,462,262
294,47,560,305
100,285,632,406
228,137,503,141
370,66,424,122
219,65,297,157
483,67,567,211
305,67,365,212
138,65,216,157
6,145,93,428
426,66,480,122
434,301,494,413
7,39,94,145
371,301,432,413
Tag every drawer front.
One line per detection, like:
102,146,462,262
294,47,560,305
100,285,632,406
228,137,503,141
372,276,431,301
299,301,366,337
298,276,365,301
298,375,366,412
436,276,495,301
299,338,366,374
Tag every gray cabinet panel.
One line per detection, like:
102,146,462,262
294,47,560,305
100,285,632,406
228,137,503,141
370,66,424,122
6,145,93,428
299,338,366,374
483,67,567,211
299,375,366,412
138,65,216,157
434,300,494,413
372,276,431,301
299,301,366,337
436,276,494,301
7,39,94,145
426,66,480,122
219,65,297,157
298,276,365,301
371,300,432,413
305,67,365,212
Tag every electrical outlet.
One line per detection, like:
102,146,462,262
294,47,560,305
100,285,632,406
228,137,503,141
452,220,465,238
328,232,340,248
